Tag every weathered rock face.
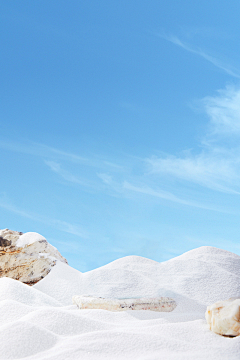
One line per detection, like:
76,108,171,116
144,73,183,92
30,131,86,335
0,229,68,285
72,295,177,312
205,299,240,336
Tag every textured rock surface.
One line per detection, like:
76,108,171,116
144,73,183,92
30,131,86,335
72,295,177,312
0,229,68,285
205,298,240,336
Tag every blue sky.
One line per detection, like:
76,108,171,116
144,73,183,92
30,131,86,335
1,1,240,271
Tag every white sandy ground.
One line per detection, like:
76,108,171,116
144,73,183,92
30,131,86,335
0,246,240,359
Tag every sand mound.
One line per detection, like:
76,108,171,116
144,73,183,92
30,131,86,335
0,246,239,359
34,246,240,310
0,277,61,307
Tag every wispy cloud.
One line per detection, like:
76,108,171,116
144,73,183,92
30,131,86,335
146,152,240,195
0,141,89,164
203,85,240,136
0,140,127,176
2,85,240,210
0,200,37,221
50,219,88,238
0,198,89,238
158,33,240,78
122,181,231,213
44,160,93,187
97,173,113,185
145,85,240,194
0,140,126,190
45,161,122,193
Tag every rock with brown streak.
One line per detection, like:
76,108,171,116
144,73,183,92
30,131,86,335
0,229,68,285
205,298,240,336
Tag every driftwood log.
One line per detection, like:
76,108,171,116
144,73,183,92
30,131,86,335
73,295,177,312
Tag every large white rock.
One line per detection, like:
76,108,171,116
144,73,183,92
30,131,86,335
0,229,68,285
205,298,240,336
72,295,177,312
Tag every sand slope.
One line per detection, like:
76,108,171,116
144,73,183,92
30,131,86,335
0,246,239,359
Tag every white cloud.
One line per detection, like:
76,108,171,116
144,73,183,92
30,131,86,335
44,160,99,189
97,173,113,185
145,86,240,194
50,219,88,238
2,85,240,208
0,141,87,163
158,34,240,78
146,152,240,194
45,160,82,184
38,144,89,164
122,181,230,212
0,198,88,238
203,86,240,135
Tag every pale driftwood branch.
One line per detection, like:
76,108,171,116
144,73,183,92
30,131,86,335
72,295,177,312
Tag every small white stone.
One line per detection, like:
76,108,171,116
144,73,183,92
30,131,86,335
72,295,177,312
205,298,240,336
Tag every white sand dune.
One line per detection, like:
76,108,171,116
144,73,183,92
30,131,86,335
0,246,240,359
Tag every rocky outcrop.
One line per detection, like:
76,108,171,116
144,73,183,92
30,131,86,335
72,295,177,312
205,298,240,336
0,229,68,285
